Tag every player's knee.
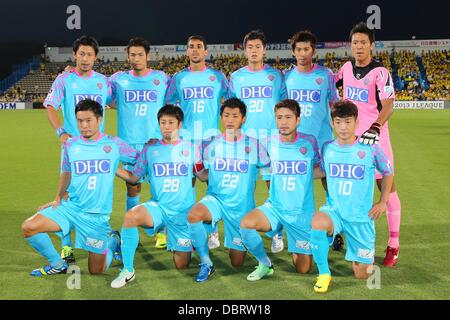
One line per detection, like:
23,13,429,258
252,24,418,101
123,212,138,228
187,209,202,224
311,213,329,230
21,220,36,237
353,266,370,279
88,266,105,275
174,261,190,269
239,216,255,229
231,260,244,268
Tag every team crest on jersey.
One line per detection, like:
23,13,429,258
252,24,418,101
268,75,275,81
363,78,371,86
357,151,366,159
315,77,324,85
300,147,307,155
181,149,190,157
153,79,160,86
97,82,103,90
245,146,252,154
209,75,216,82
103,145,112,153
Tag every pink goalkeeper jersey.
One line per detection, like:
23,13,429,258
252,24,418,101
335,60,395,136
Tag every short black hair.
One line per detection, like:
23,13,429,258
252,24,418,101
274,99,300,118
349,22,375,44
126,37,150,54
331,100,358,119
220,97,247,117
243,30,267,48
75,99,103,118
73,35,99,55
187,35,207,49
157,104,184,123
290,30,317,51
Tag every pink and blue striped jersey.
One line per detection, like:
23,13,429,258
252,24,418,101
61,134,138,214
44,70,111,136
320,139,392,222
229,65,287,138
109,69,170,143
165,67,230,139
202,134,270,213
284,64,338,149
132,139,201,217
261,132,320,215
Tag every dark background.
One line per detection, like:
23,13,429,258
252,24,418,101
0,0,448,78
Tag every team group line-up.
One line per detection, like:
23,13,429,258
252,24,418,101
21,22,401,293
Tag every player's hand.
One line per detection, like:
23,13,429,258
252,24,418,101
64,65,75,73
359,123,381,145
59,133,72,144
368,201,387,221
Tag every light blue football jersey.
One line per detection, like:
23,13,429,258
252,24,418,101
44,70,111,136
262,133,320,215
229,65,287,138
321,139,392,222
165,67,230,140
284,64,338,149
132,139,200,215
202,134,270,213
61,134,138,214
109,69,170,143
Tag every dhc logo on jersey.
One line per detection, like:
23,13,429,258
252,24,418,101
74,94,103,105
289,89,321,103
345,87,369,103
329,163,365,179
273,161,308,175
153,162,189,177
125,90,157,102
214,158,249,173
241,86,272,99
74,160,110,174
182,87,214,100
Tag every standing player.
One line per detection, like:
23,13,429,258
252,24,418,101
187,98,270,282
109,37,170,249
311,100,393,293
43,35,110,263
240,99,321,281
335,22,401,267
110,105,204,288
22,99,137,276
229,30,287,253
165,35,230,249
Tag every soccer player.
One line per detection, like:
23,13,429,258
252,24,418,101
165,35,230,249
110,105,203,288
335,22,401,267
43,35,110,263
240,99,321,281
22,99,137,276
109,37,170,249
311,100,393,293
229,30,287,253
187,97,270,282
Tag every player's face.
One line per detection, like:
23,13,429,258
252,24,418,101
76,110,102,139
332,116,357,141
159,115,182,140
293,42,315,66
187,39,207,64
221,107,245,131
245,39,266,64
127,46,149,71
73,45,97,73
275,108,300,135
351,33,374,63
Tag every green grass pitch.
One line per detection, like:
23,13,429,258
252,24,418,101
0,109,449,300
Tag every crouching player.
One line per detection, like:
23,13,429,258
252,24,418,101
187,98,270,282
111,105,204,288
311,100,393,293
240,99,322,281
22,99,138,276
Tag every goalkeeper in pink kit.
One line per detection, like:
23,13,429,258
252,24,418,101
335,22,401,267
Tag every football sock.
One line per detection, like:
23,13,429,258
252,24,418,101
27,233,65,269
121,226,139,272
126,195,140,212
240,228,272,267
311,229,331,275
386,191,401,248
188,221,212,266
61,233,73,248
105,233,119,271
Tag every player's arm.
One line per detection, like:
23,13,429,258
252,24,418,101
116,168,140,184
368,173,393,221
36,171,71,211
313,165,325,179
374,98,394,126
47,105,71,143
195,168,209,182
